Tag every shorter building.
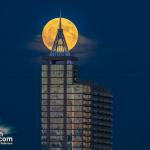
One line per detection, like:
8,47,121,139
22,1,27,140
82,82,112,150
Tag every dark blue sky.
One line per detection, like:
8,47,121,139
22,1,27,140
0,0,150,150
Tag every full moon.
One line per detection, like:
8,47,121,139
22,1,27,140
42,18,78,51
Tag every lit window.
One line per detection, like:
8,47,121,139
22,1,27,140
51,65,64,70
42,78,48,84
42,65,48,71
50,94,64,99
67,78,72,84
67,65,73,70
42,85,47,93
42,71,47,77
51,70,64,77
51,78,64,84
42,94,48,99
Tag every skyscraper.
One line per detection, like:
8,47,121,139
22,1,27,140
41,15,112,150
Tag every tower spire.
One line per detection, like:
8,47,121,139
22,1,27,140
59,9,62,29
50,9,70,56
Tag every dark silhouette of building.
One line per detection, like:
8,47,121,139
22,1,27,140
41,15,112,150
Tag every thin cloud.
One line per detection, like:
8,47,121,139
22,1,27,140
27,34,98,59
27,34,47,52
0,125,13,135
72,34,98,59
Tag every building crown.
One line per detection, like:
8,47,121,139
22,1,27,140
50,10,70,57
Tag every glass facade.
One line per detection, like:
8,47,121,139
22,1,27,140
41,60,83,150
41,57,112,150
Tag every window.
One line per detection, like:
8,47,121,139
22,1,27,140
50,99,64,105
67,94,82,99
42,85,48,93
67,106,82,111
50,106,64,111
41,100,47,105
51,65,64,70
67,78,72,84
41,106,47,111
51,70,64,77
67,71,72,77
51,118,64,123
42,94,48,99
42,65,47,71
67,65,73,70
50,112,64,118
50,94,64,99
42,78,48,84
42,71,47,77
50,85,64,93
51,78,64,84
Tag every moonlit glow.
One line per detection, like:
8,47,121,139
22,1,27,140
42,18,78,51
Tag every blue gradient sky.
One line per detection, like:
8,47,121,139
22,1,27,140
0,0,150,149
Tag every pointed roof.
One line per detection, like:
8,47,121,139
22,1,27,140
50,10,70,56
